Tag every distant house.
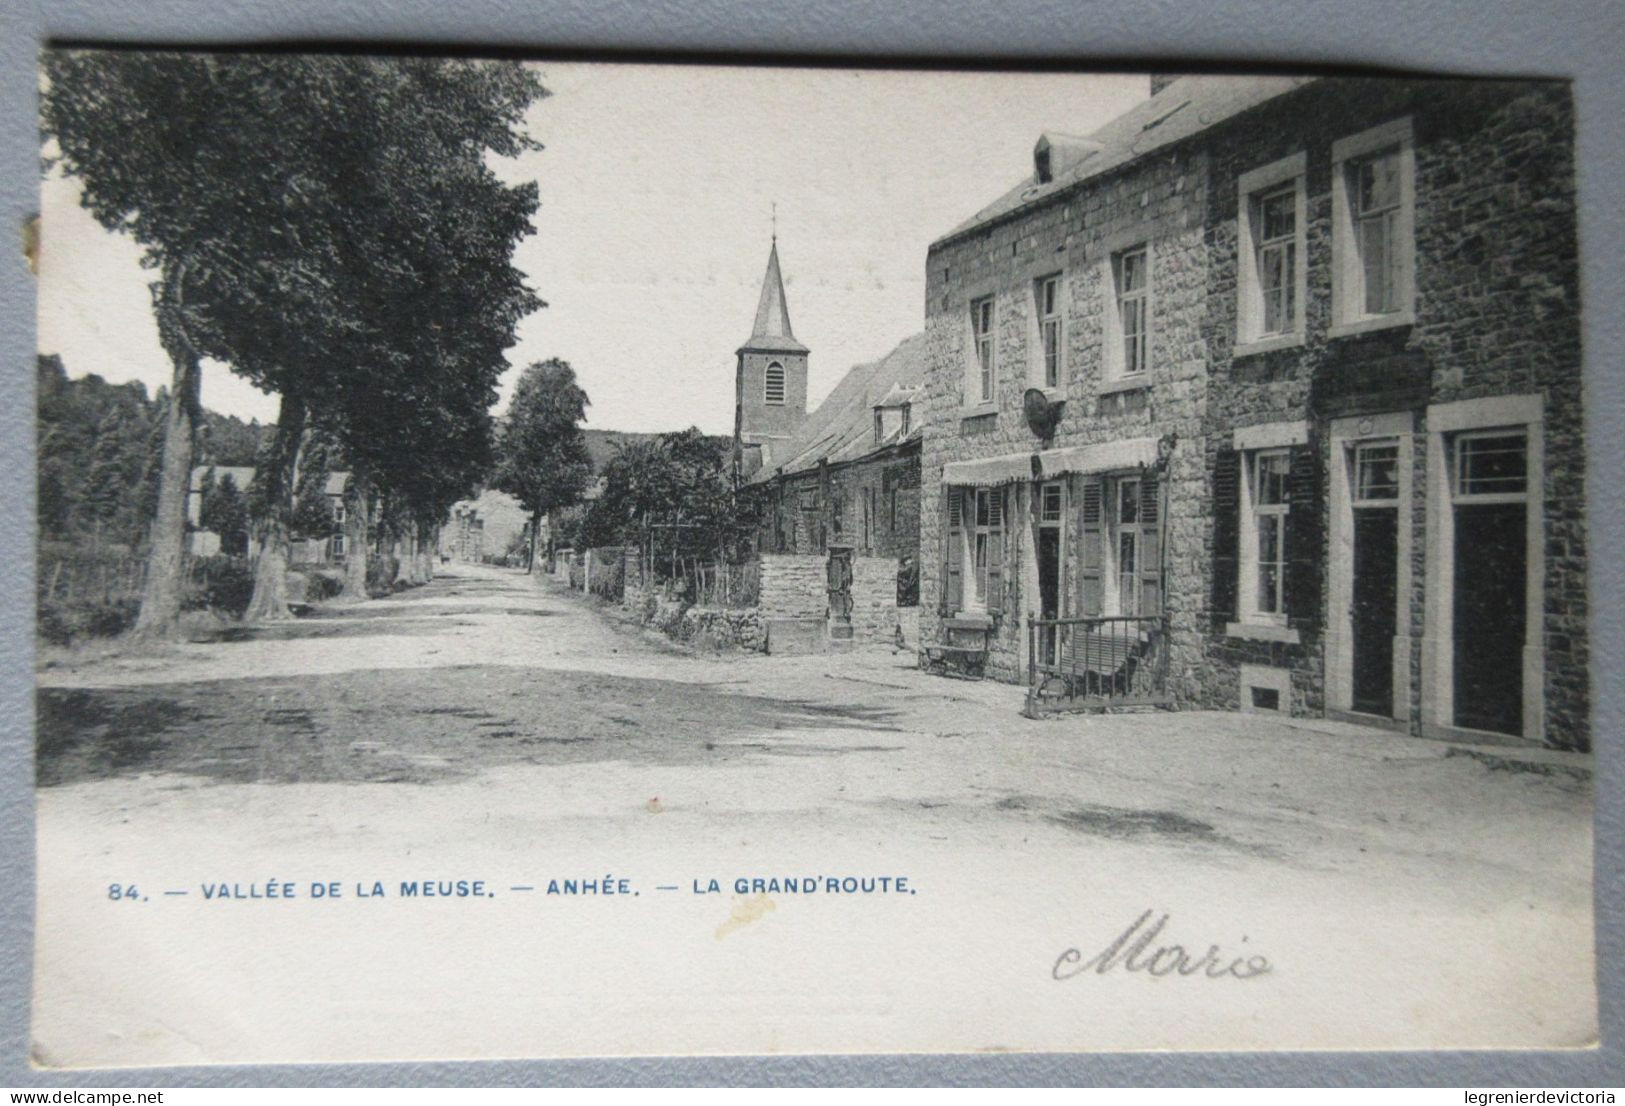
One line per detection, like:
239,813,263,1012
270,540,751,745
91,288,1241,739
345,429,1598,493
290,471,352,565
440,488,531,564
186,465,258,558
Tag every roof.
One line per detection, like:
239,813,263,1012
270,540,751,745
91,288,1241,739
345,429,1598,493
749,332,926,484
323,472,351,497
189,465,256,492
739,240,808,355
936,75,1315,246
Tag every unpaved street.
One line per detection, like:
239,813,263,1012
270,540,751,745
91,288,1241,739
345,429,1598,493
33,564,1595,1065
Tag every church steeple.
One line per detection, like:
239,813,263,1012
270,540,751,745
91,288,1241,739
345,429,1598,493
734,235,810,475
741,239,808,354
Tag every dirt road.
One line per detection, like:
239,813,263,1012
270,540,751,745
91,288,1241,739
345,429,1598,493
32,563,1596,1064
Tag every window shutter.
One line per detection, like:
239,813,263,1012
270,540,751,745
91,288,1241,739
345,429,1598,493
1079,476,1104,617
986,487,1006,614
1286,441,1323,631
1211,448,1241,627
1140,473,1164,617
943,487,963,615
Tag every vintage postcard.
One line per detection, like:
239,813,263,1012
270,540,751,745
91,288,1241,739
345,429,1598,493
30,51,1594,1066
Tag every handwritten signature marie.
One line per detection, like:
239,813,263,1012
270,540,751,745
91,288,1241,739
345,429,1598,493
1053,910,1272,981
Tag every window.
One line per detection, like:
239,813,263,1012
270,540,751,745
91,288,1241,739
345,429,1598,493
1036,274,1063,389
899,404,910,437
330,533,345,558
1236,153,1306,350
1107,245,1150,380
946,486,1006,613
971,297,996,403
1332,118,1415,334
1116,479,1140,616
764,362,786,405
972,487,1005,609
1246,450,1291,619
333,500,345,525
1452,431,1528,501
874,409,884,446
1353,442,1400,503
1257,188,1297,334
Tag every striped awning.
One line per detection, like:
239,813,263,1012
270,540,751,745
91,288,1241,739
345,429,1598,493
941,436,1160,487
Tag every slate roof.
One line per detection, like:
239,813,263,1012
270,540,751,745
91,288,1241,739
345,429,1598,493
936,75,1314,245
748,332,926,484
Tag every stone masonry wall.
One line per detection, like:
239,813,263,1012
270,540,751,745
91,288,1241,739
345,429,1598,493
920,142,1210,690
754,447,921,562
1198,78,1585,747
850,555,902,645
757,553,828,621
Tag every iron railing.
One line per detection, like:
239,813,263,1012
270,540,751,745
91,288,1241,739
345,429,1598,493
1024,614,1172,716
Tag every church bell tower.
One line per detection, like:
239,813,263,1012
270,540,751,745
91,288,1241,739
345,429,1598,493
734,237,809,477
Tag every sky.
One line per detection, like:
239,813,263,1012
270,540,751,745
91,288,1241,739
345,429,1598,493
36,61,1149,435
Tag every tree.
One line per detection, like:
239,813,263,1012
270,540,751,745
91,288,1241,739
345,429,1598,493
41,52,547,630
581,429,751,571
199,471,249,556
493,360,593,573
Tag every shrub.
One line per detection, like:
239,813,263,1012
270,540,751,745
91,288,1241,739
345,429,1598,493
307,570,344,601
185,555,256,618
36,597,140,646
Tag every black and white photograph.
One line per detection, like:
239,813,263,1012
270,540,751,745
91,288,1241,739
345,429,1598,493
28,52,1595,1066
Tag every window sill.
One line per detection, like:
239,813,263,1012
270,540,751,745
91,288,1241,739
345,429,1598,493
949,612,994,628
1326,311,1415,340
1098,376,1151,398
1233,332,1305,358
1226,621,1300,644
958,403,998,420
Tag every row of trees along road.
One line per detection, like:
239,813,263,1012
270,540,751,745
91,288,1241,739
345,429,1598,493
42,52,549,637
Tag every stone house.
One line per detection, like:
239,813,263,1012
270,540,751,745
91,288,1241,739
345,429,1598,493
748,332,925,564
918,75,1586,751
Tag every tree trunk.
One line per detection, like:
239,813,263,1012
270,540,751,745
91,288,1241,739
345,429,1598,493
130,271,202,641
243,395,307,622
528,509,541,574
416,522,434,583
339,472,370,601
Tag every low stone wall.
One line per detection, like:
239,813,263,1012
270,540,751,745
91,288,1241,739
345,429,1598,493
758,554,828,620
622,586,765,652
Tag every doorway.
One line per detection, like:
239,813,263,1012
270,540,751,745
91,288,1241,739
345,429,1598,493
1448,430,1530,736
1036,481,1063,665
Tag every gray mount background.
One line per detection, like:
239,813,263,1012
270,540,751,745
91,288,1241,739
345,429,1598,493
1,0,1620,1087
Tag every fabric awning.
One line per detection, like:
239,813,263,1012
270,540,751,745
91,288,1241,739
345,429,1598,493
941,436,1160,487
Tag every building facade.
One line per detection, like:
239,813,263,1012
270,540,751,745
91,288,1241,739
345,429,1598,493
918,75,1586,751
751,333,925,564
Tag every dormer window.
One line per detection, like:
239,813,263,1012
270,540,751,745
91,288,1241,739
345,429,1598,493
1035,146,1053,184
764,362,786,405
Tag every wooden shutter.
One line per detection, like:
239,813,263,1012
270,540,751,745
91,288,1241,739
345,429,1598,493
1211,447,1241,628
1078,476,1104,617
943,487,963,615
985,487,1006,614
1286,440,1323,631
1139,473,1164,617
